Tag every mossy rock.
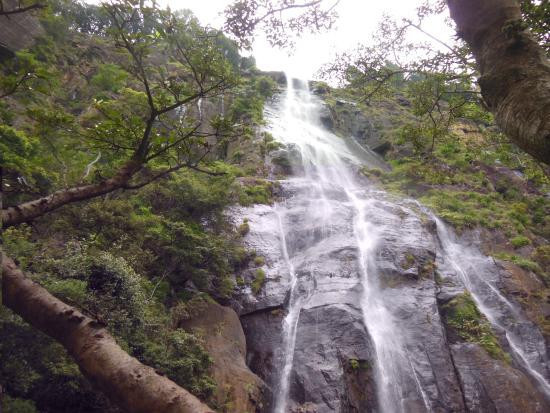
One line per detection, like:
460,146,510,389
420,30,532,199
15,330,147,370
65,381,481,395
442,292,509,362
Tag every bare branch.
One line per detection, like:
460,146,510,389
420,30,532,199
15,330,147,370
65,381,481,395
80,152,102,182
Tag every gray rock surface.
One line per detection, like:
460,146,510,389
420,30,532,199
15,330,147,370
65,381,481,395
451,342,550,412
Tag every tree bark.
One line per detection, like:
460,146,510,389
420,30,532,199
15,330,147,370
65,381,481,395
1,254,214,413
447,0,550,164
1,160,142,228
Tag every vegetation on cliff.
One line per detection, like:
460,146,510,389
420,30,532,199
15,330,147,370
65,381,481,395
2,0,550,410
0,1,276,411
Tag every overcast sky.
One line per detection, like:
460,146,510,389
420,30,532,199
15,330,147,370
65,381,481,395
107,0,455,79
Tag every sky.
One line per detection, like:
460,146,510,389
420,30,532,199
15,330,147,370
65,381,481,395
86,0,454,79
163,0,455,79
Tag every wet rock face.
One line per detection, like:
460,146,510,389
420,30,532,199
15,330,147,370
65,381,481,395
232,186,464,412
451,343,550,412
289,304,377,413
321,103,391,156
231,180,380,412
232,182,550,412
361,200,466,412
229,89,550,412
269,144,304,176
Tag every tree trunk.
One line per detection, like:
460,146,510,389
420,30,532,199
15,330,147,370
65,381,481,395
1,254,214,413
2,160,142,228
447,0,550,164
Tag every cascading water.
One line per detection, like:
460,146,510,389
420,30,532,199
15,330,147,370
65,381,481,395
238,73,550,412
433,216,550,397
268,75,438,412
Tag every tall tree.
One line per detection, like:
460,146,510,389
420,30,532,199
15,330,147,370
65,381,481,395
2,1,235,228
446,0,550,164
1,0,239,411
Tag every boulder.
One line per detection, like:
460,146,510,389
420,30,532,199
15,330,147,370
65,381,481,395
179,301,269,413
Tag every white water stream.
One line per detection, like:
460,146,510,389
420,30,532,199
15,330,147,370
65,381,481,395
263,74,550,412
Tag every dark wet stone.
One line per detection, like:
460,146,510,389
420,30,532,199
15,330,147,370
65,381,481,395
451,343,550,412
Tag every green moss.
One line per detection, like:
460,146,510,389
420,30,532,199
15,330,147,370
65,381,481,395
510,235,531,248
2,396,37,413
443,292,509,362
532,245,550,269
348,358,369,371
253,256,265,266
493,253,543,275
251,269,266,295
361,167,383,178
238,180,274,205
218,277,235,299
404,253,415,268
420,260,436,278
237,219,250,237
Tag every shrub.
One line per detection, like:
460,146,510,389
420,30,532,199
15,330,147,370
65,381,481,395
91,63,128,92
2,396,37,413
238,219,250,236
493,253,542,275
253,256,265,266
251,269,266,295
510,235,531,248
141,330,215,399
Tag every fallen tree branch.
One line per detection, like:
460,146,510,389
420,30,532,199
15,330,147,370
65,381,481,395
1,253,214,413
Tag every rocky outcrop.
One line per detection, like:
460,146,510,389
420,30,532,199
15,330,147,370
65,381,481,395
229,85,550,413
324,102,391,156
179,301,269,413
0,0,43,56
269,144,304,176
451,343,549,412
232,190,550,412
317,97,415,157
230,181,380,412
289,304,377,413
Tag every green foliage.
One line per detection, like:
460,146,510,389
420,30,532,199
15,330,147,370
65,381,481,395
348,358,369,371
90,63,129,93
230,76,276,124
3,226,36,270
141,330,216,399
253,256,265,266
255,76,277,98
532,245,550,269
0,125,42,180
0,0,287,411
510,235,531,248
0,239,217,409
238,180,275,205
251,268,266,295
521,0,550,55
0,307,111,412
238,219,250,237
1,396,37,413
444,293,509,361
361,167,383,178
493,253,543,275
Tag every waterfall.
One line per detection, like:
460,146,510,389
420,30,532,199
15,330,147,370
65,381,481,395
245,73,550,412
269,74,433,412
434,216,550,397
